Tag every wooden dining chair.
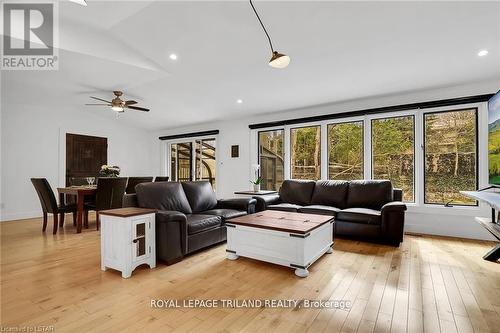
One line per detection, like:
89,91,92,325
85,177,128,230
154,176,169,182
125,177,153,194
31,178,77,234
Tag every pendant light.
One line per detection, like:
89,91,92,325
249,0,290,69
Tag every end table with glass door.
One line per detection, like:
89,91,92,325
99,208,156,278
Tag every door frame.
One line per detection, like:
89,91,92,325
162,134,219,195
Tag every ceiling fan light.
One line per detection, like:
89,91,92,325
269,51,290,69
111,106,124,112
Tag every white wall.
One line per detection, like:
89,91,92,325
0,104,156,221
156,79,500,241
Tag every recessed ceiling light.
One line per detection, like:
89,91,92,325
236,99,243,104
69,0,87,6
169,54,178,60
478,50,489,57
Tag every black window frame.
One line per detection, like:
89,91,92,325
326,120,365,181
370,114,416,203
422,107,479,206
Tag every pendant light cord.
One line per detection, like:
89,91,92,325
249,0,275,53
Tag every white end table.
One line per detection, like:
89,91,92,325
100,207,156,278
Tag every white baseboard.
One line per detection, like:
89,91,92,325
404,223,495,241
1,210,42,222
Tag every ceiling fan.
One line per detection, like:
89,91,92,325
85,91,150,113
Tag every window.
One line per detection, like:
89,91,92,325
290,126,321,180
328,121,363,180
170,142,192,182
372,116,415,202
424,109,477,205
258,130,284,190
169,138,216,187
195,139,216,189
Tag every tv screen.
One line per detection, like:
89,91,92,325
488,91,500,184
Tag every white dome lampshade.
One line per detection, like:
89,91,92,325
269,51,290,69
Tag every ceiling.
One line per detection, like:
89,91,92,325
2,0,500,130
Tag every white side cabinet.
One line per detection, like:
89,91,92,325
100,208,156,278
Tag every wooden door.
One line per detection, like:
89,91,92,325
66,133,107,186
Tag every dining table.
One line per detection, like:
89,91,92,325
57,185,97,233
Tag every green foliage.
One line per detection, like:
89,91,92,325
488,129,500,182
291,126,321,179
372,116,414,201
328,122,363,180
424,110,477,205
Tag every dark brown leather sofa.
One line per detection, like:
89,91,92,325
124,181,256,264
254,179,406,246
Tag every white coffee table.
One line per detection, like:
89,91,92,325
225,210,334,277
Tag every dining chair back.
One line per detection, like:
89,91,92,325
95,177,128,211
126,177,153,194
154,176,169,182
31,178,58,214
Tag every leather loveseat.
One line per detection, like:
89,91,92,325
254,179,406,245
124,181,256,264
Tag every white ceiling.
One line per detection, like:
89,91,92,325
2,0,500,130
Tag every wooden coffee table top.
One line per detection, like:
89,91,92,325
227,210,334,234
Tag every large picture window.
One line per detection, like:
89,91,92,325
328,121,363,180
372,116,415,202
290,126,321,180
424,109,477,205
258,130,284,190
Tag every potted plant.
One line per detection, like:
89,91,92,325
250,177,262,192
99,165,121,177
250,164,261,192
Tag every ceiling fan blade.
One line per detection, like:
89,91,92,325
125,100,138,105
85,103,111,106
127,105,150,112
90,96,112,103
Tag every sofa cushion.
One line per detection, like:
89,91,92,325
268,203,302,212
181,181,217,213
136,182,192,214
203,209,246,222
186,214,222,235
336,208,381,225
310,180,349,208
298,205,340,216
279,179,316,205
346,180,393,210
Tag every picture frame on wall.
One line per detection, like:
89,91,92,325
231,145,239,158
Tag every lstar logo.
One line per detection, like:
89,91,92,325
1,1,59,70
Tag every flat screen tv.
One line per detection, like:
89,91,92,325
488,90,500,185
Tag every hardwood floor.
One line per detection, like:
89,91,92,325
1,216,500,333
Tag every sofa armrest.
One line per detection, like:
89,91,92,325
381,201,407,213
122,193,138,208
254,194,281,212
381,201,406,245
156,210,187,264
216,198,257,214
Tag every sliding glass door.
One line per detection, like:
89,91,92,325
168,137,217,189
195,138,217,189
170,142,193,182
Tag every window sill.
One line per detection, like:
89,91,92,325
406,204,486,217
